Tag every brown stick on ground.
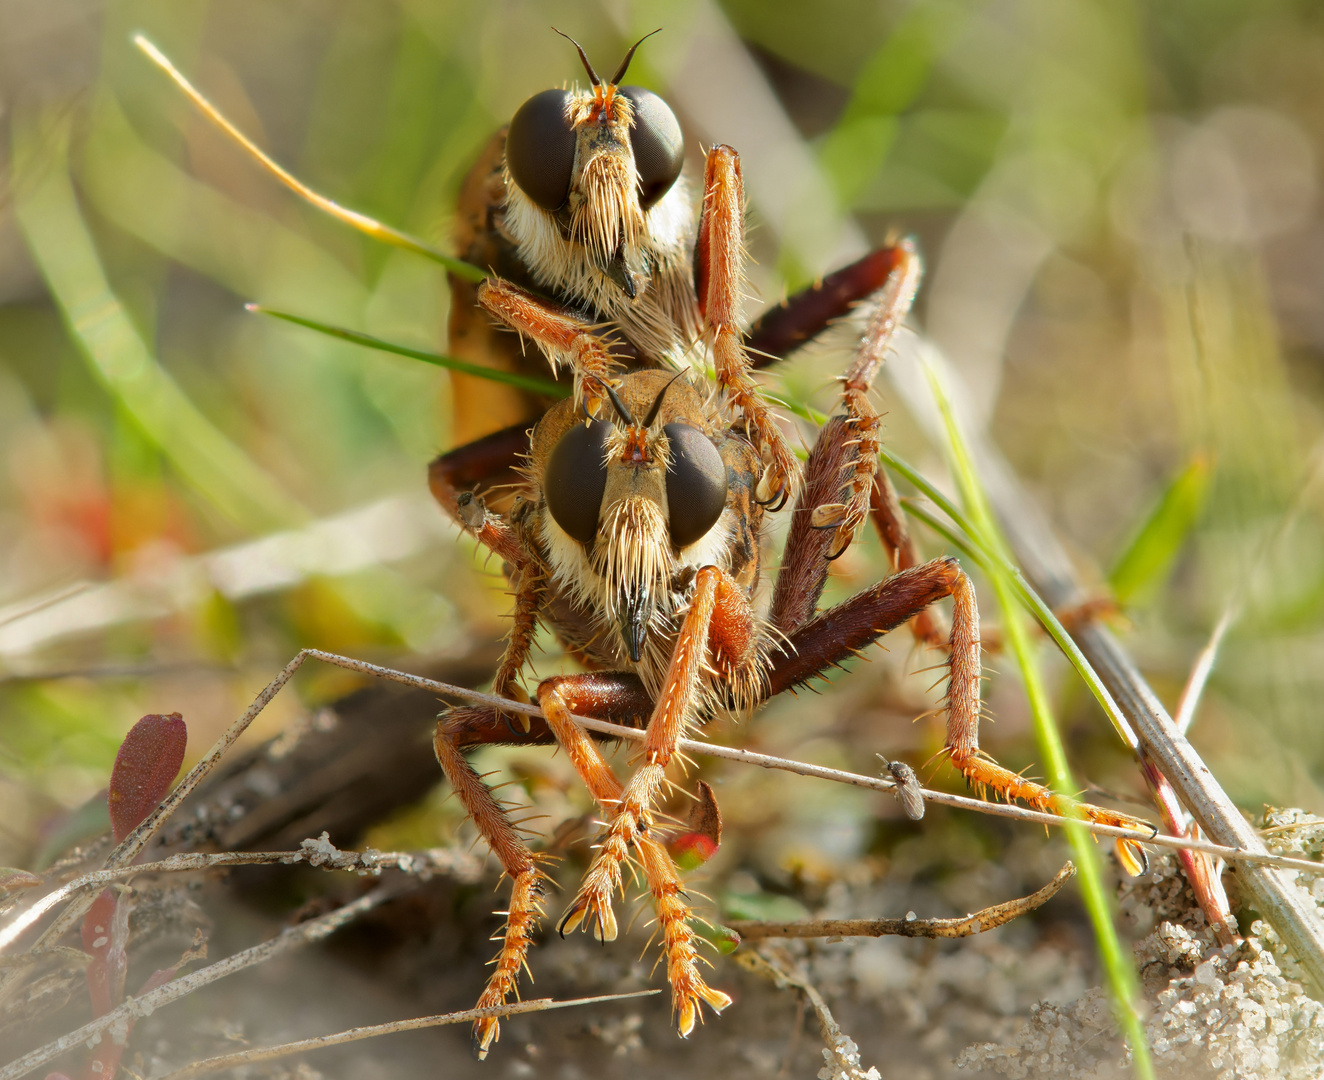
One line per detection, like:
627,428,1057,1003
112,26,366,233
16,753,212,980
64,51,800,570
729,862,1075,942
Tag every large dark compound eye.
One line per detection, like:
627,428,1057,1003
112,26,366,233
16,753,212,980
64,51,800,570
507,89,577,211
544,418,611,543
663,424,727,547
618,87,684,210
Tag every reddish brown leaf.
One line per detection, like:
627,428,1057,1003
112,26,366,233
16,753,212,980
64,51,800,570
81,890,127,1018
669,779,723,871
107,713,186,843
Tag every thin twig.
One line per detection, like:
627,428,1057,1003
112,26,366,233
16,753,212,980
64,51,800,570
739,945,878,1079
731,861,1075,942
288,652,1324,878
0,841,479,952
0,883,404,1080
0,581,92,629
1172,606,1235,735
150,990,661,1080
1141,604,1241,945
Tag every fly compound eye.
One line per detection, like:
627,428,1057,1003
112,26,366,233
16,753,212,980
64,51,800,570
507,89,577,211
663,424,727,547
618,87,684,211
544,418,612,544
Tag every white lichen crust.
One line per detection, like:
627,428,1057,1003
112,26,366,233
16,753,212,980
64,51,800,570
958,838,1324,1079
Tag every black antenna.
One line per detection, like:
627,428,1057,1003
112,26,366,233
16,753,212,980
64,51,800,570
551,28,600,86
642,370,686,428
604,383,637,426
609,28,662,86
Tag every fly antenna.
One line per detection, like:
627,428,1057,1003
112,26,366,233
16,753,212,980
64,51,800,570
552,28,601,86
605,383,638,426
642,370,686,428
610,28,662,87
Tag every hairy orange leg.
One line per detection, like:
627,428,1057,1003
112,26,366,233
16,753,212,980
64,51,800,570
477,278,619,418
428,679,650,1057
559,566,752,1028
435,458,542,722
433,710,546,1060
807,239,921,557
942,567,1147,872
868,470,946,646
537,675,732,1034
695,145,800,506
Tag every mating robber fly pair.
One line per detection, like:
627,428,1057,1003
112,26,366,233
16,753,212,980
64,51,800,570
141,28,1151,1059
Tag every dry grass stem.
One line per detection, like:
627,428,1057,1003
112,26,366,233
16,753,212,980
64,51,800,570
996,488,1324,986
885,343,1324,992
150,990,661,1080
0,883,404,1080
0,840,476,953
730,861,1075,942
1172,607,1235,735
739,946,878,1080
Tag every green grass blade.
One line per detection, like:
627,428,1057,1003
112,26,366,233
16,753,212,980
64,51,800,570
1109,453,1212,607
12,106,303,533
248,306,568,399
921,360,1153,1079
877,440,1140,750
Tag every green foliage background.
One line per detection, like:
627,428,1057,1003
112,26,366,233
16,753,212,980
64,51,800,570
1,0,1323,938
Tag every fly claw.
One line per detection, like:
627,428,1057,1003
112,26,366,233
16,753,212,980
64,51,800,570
557,888,619,943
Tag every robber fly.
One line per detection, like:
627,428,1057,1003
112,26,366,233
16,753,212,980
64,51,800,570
134,26,1151,1060
422,30,1151,1058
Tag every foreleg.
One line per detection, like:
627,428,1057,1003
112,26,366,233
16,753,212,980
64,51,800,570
477,278,619,420
695,146,800,506
533,673,732,1034
560,566,751,1030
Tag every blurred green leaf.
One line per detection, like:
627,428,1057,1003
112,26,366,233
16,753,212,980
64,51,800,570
1109,453,1212,607
818,1,968,207
11,106,304,534
722,891,811,922
694,921,742,955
